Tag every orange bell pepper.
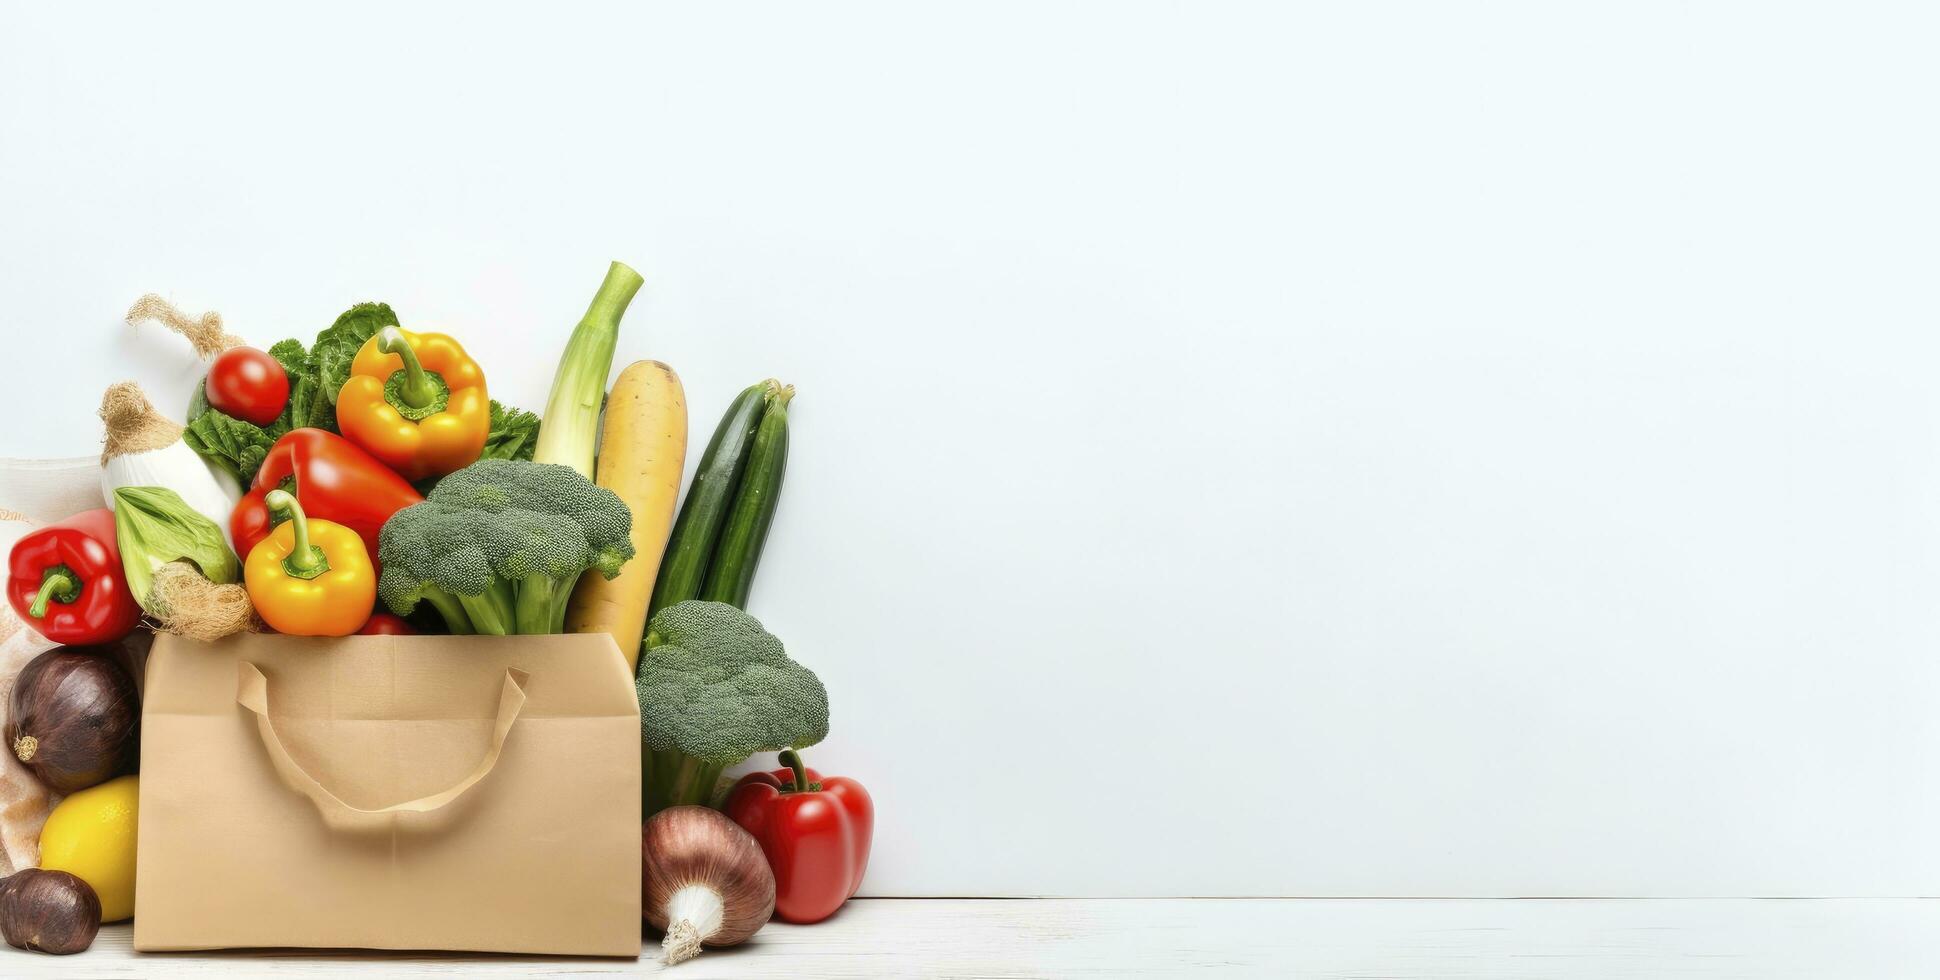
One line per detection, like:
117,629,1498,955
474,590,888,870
336,326,489,480
244,490,376,636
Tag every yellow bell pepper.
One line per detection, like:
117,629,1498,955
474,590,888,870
245,490,375,636
336,326,490,480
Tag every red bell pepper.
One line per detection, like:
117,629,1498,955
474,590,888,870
725,750,873,924
232,428,423,563
6,509,143,645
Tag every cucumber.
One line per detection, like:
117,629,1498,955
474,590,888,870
648,380,772,618
701,384,792,608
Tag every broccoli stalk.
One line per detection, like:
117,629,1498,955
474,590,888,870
376,458,635,634
643,749,729,814
458,582,519,635
636,601,831,815
447,575,589,634
414,584,477,634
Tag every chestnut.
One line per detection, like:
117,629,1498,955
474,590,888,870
0,869,101,954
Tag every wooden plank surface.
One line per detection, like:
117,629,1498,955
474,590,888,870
0,898,1932,977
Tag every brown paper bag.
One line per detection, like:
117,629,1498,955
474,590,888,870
134,632,642,956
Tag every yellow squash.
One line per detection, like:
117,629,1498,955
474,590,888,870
565,360,687,671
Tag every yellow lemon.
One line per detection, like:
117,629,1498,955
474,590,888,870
38,775,138,922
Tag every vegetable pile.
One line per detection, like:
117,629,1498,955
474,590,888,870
1,259,872,961
129,299,540,485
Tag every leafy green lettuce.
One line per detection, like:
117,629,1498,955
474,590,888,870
182,409,274,483
482,401,540,461
309,303,399,409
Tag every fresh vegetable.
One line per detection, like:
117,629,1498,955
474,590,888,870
636,600,829,815
376,458,635,635
110,486,239,613
98,382,240,547
482,400,541,462
5,649,140,794
0,869,102,954
177,301,402,482
205,346,290,426
725,749,873,924
244,490,375,636
701,383,793,608
180,409,276,485
124,293,247,423
38,774,139,922
356,611,417,635
6,510,142,646
257,300,404,436
534,261,645,478
564,360,687,670
306,304,397,409
336,326,490,481
145,296,540,484
231,428,423,563
110,485,255,641
0,510,37,605
642,806,776,965
649,382,771,618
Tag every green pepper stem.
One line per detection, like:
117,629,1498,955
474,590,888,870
779,749,812,792
264,490,330,579
26,572,73,619
376,327,437,408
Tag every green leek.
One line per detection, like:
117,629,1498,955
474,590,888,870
533,261,645,477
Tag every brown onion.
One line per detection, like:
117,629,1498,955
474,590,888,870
0,869,102,954
643,806,776,965
5,649,140,794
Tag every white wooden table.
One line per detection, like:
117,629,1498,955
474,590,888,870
4,898,1933,977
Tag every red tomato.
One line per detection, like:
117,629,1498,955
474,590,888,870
356,612,417,635
206,347,290,426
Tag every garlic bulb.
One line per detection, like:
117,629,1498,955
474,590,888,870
124,294,244,358
98,382,239,549
643,806,776,966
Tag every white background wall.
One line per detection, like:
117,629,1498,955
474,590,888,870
3,2,1938,897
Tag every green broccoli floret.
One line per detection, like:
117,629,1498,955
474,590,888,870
637,600,830,814
377,459,634,634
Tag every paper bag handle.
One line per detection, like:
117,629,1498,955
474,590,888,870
236,662,529,825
